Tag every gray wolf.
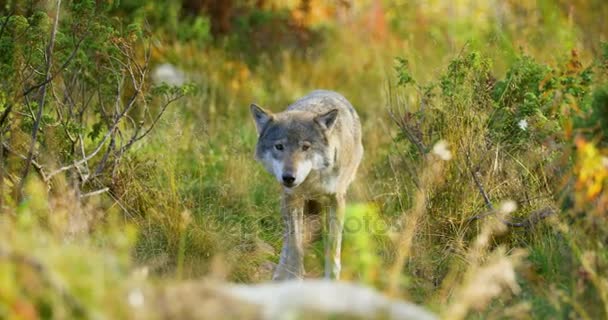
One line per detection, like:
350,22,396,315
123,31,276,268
250,90,363,280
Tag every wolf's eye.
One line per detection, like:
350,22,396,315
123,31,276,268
274,144,284,151
302,144,310,151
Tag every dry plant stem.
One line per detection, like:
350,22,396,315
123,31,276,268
387,184,426,296
18,0,61,200
387,156,438,296
464,146,493,211
463,142,555,227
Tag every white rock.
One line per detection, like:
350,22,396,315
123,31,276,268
152,63,185,86
221,280,437,320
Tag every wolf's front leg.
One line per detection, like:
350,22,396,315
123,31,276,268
273,193,305,280
325,193,345,280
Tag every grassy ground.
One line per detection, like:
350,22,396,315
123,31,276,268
2,1,608,319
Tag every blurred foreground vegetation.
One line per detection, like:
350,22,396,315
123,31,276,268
1,0,608,319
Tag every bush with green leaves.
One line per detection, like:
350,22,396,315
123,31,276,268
0,0,192,204
389,44,608,318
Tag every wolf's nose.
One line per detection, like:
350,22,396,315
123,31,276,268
282,174,296,186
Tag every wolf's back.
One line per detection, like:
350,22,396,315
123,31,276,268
287,90,356,116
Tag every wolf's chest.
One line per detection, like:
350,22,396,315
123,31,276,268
296,169,339,197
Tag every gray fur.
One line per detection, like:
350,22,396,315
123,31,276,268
251,90,363,280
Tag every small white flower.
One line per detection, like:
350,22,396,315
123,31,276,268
517,119,528,131
602,157,608,168
128,288,144,308
432,140,452,161
499,200,517,214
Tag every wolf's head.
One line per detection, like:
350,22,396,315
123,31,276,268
250,104,338,189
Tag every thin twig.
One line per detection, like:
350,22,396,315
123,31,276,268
46,53,145,183
462,138,555,228
80,187,109,198
89,177,136,219
120,94,183,153
91,131,115,179
45,126,116,182
2,143,48,181
78,134,90,177
468,207,555,228
463,143,493,210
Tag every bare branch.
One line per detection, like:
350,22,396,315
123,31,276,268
91,134,115,179
463,143,493,210
80,187,109,198
78,134,90,176
2,143,47,181
45,125,117,182
121,93,183,153
461,138,556,228
18,0,62,199
468,207,556,228
50,51,147,183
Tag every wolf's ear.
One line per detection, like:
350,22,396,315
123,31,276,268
315,109,339,131
250,104,273,135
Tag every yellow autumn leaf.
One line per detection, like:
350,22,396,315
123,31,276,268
575,138,608,200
